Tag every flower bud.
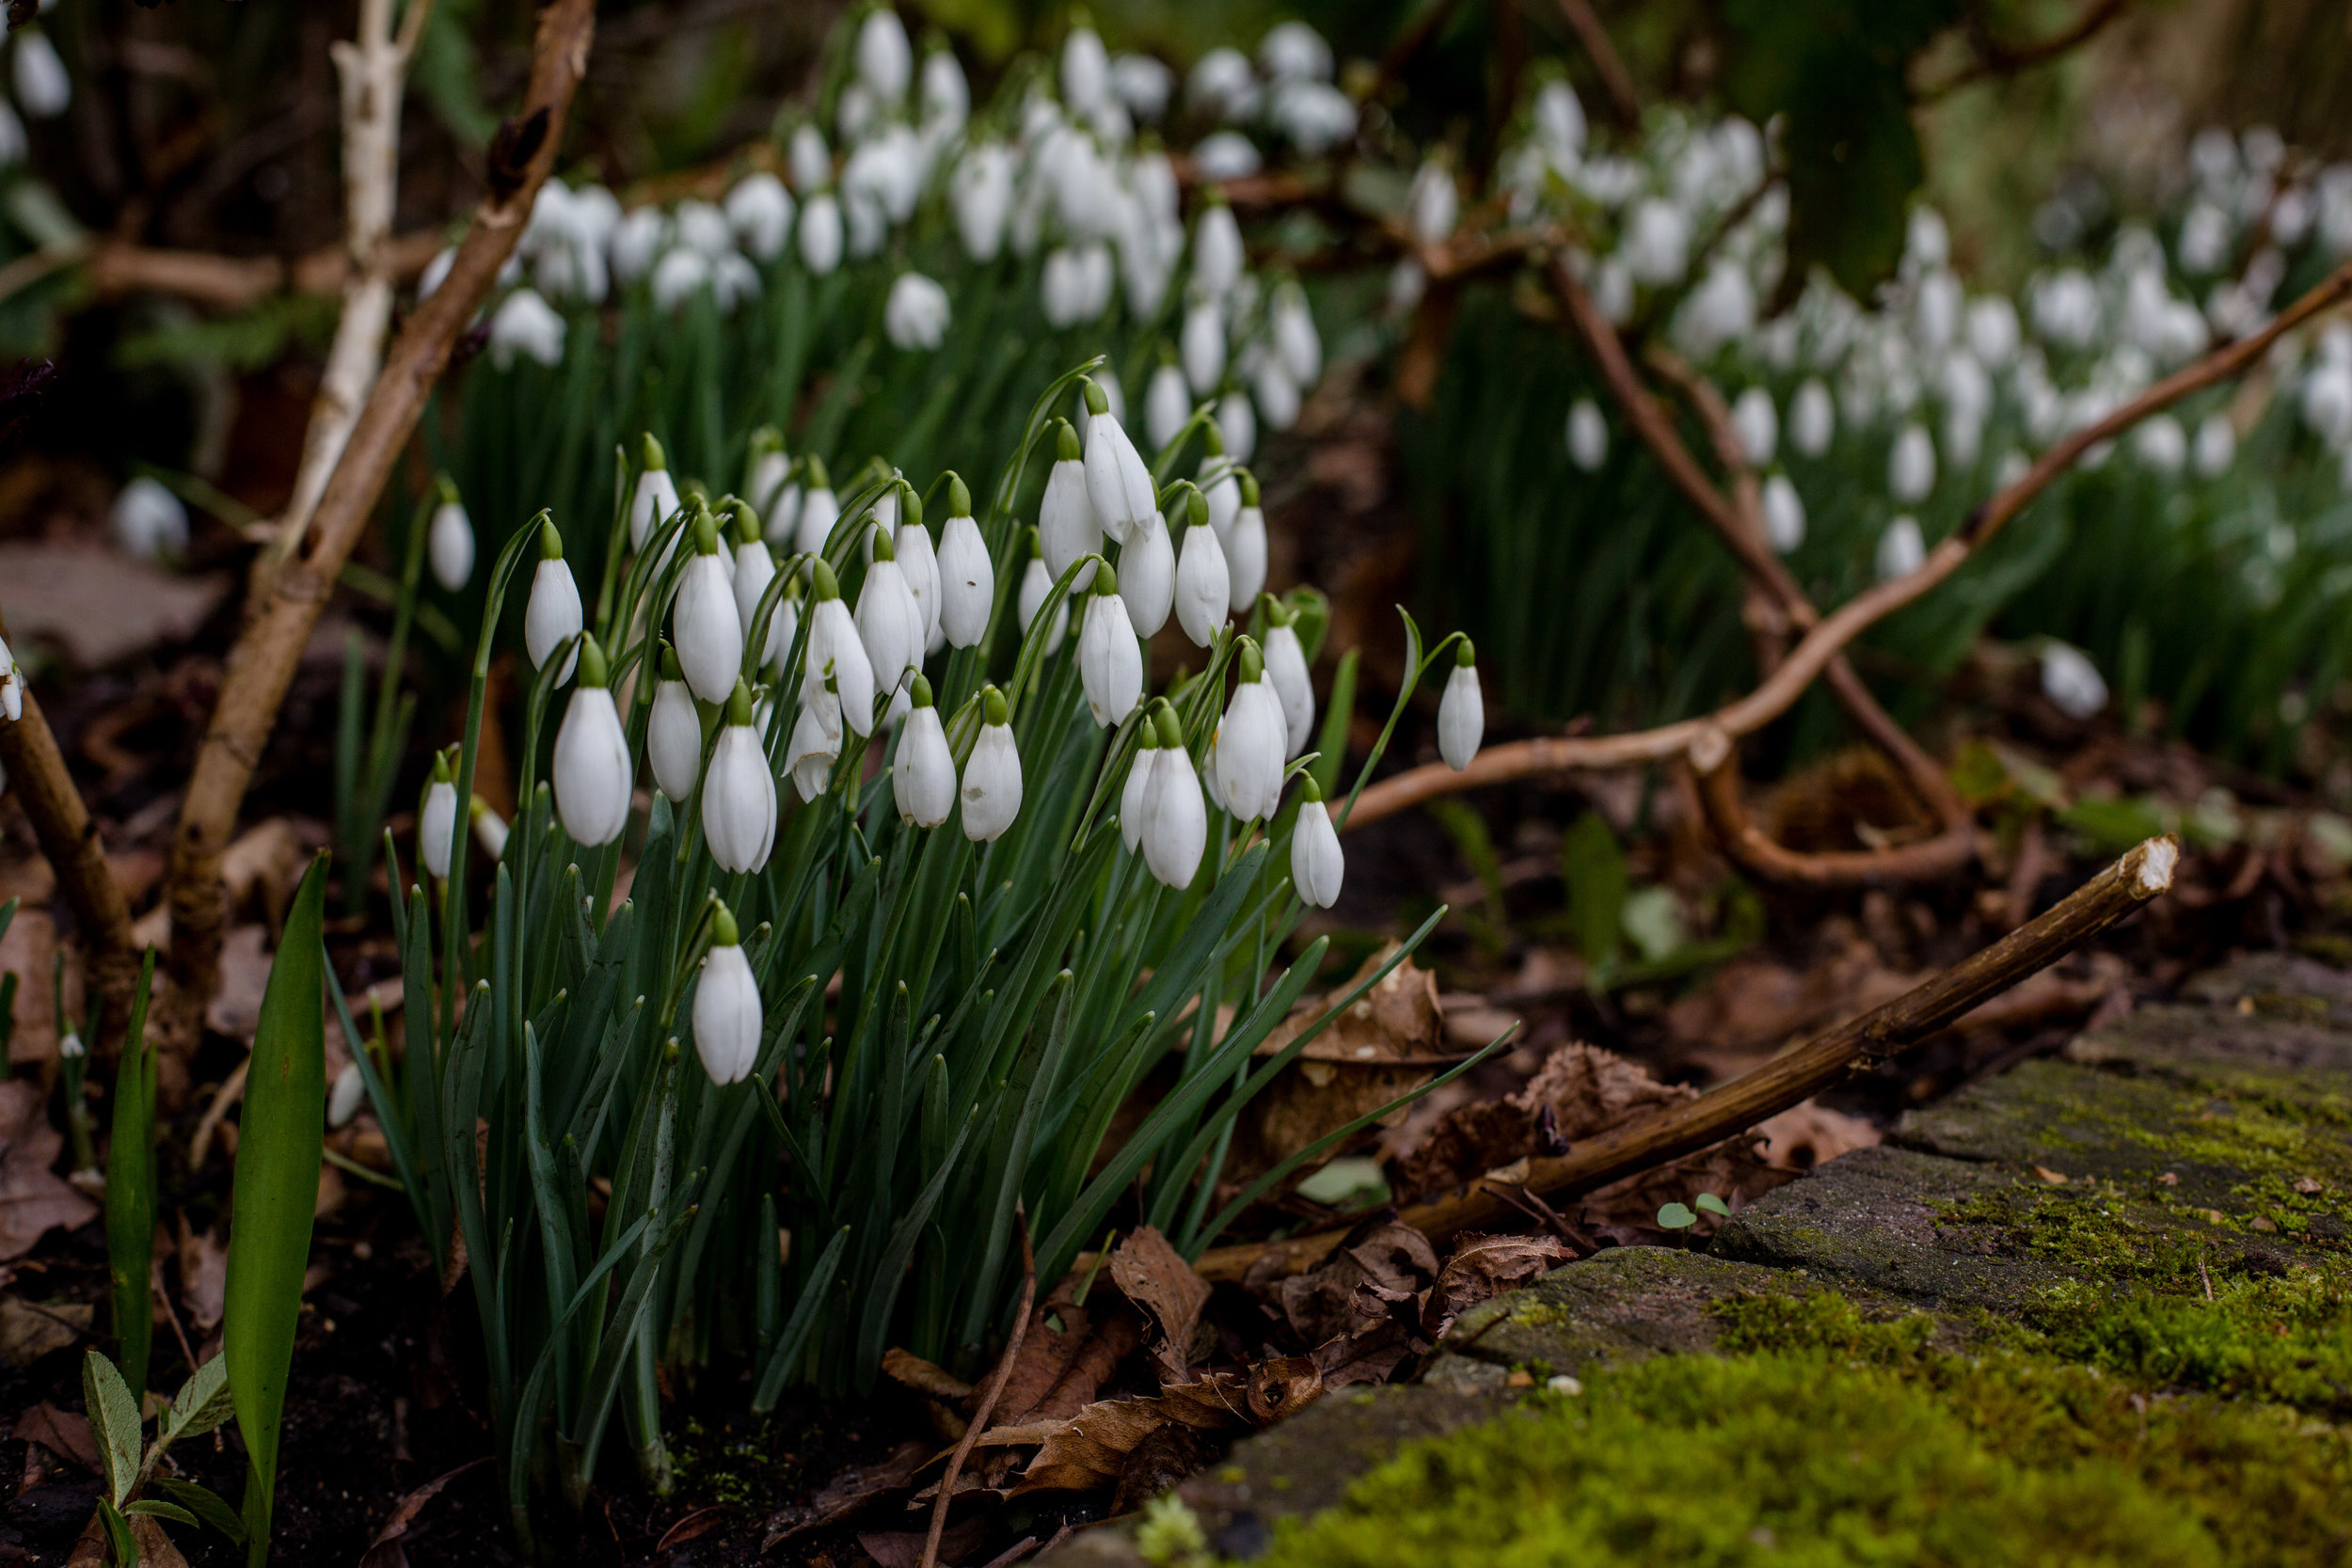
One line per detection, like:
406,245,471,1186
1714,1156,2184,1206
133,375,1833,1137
703,681,778,873
629,436,681,552
895,499,943,654
893,675,956,828
855,540,925,696
1761,474,1805,554
1789,378,1836,456
1119,508,1175,638
936,481,993,649
800,192,846,276
804,562,877,736
1120,720,1160,852
1181,297,1226,396
1143,706,1206,888
2040,641,2107,721
1889,422,1937,502
1080,378,1159,545
525,522,585,681
428,494,475,592
328,1061,367,1129
1145,362,1191,453
745,428,790,516
794,458,841,560
1225,472,1266,613
554,636,634,845
1079,569,1142,726
1876,515,1925,582
1438,641,1483,772
111,477,189,561
1214,644,1288,822
420,752,458,880
674,530,745,705
1566,398,1609,471
1172,508,1230,647
692,906,762,1085
1263,610,1314,757
1040,419,1101,581
732,525,787,668
1290,775,1343,908
648,646,704,802
471,796,509,861
960,688,1023,842
1731,387,1778,467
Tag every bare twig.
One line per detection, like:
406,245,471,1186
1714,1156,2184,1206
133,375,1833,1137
921,1214,1035,1568
0,609,139,1053
1340,256,2352,833
162,0,597,1051
1919,0,2131,102
1554,0,1640,128
1200,835,2177,1282
72,232,444,311
1686,722,1976,885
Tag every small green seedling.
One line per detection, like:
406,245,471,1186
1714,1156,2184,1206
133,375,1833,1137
1658,1192,1734,1240
81,1348,248,1564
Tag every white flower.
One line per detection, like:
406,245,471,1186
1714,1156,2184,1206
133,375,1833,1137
111,476,188,560
421,773,458,880
57,1029,81,1060
327,1061,366,1129
1761,474,1805,553
1789,378,1835,456
1409,161,1458,245
804,563,877,735
1200,451,1241,540
1269,79,1355,156
786,686,844,800
854,534,924,695
611,210,665,285
1225,480,1266,612
1215,649,1288,822
553,641,634,846
1118,508,1175,638
1037,427,1098,582
1271,281,1321,386
428,498,475,592
951,143,1014,261
724,173,794,261
2133,413,2187,474
675,524,745,704
1565,399,1609,471
884,272,951,351
1193,205,1245,297
1253,359,1302,433
922,47,969,129
1017,554,1068,655
745,433,791,518
1291,784,1343,908
1438,646,1483,771
1260,21,1333,81
733,531,786,668
1079,575,1142,726
2192,412,2237,478
486,286,567,369
856,8,913,101
1677,261,1754,356
1120,731,1159,852
1146,363,1192,452
13,31,68,119
799,193,845,276
1142,709,1206,887
1966,296,2020,366
1173,513,1230,648
1195,133,1263,180
1181,298,1226,395
893,678,956,828
1216,392,1257,465
648,663,703,802
1889,423,1937,502
1263,617,1314,757
935,504,992,650
650,247,711,313
691,911,762,1086
0,635,20,722
961,689,1022,842
629,440,681,552
1111,54,1174,119
1534,80,1585,165
1623,199,1691,287
1062,24,1110,112
2041,642,2107,721
796,469,840,559
894,511,942,656
1189,48,1258,119
789,123,832,191
703,688,777,873
526,525,584,681
1876,515,1926,581
1731,388,1777,466
473,798,510,862
1082,381,1158,546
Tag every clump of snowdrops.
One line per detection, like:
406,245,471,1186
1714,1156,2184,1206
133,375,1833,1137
355,356,1494,1535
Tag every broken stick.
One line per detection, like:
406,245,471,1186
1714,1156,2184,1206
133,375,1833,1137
1196,834,2178,1284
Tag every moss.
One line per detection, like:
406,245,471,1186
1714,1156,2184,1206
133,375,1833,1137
664,1414,805,1512
1244,1296,2352,1568
2030,1271,2352,1415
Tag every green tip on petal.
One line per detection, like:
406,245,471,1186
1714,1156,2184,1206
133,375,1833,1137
436,473,461,506
1154,705,1184,750
731,500,762,546
538,518,564,560
430,748,454,783
1455,639,1477,668
578,634,612,689
869,522,896,562
1237,639,1264,684
911,672,934,707
1136,714,1160,749
946,472,971,517
1187,488,1208,531
710,901,739,947
642,433,667,470
804,454,831,489
1092,560,1120,595
901,486,924,532
750,425,783,456
1202,420,1225,456
811,559,841,601
693,508,721,556
659,641,683,682
1081,378,1108,417
982,686,1009,726
1297,773,1323,803
726,679,755,726
1054,419,1082,462
1239,469,1260,507
1261,594,1291,626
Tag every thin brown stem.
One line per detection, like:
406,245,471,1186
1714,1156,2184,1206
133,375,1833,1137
1554,0,1640,128
922,1214,1035,1568
1199,834,2176,1282
1919,0,2130,102
1686,722,1976,886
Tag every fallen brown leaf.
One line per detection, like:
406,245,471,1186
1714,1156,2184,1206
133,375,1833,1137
1752,1101,1881,1172
0,909,58,1067
1009,1377,1251,1497
203,925,274,1040
762,1441,930,1547
357,1458,487,1568
991,1296,1141,1429
1274,1221,1436,1345
1390,1043,1690,1203
0,544,229,669
1420,1233,1569,1339
13,1402,100,1474
1307,1320,1415,1390
882,1348,974,1402
858,1516,987,1567
176,1214,227,1334
0,1294,90,1367
1107,1227,1209,1381
0,1081,98,1259
651,1505,733,1554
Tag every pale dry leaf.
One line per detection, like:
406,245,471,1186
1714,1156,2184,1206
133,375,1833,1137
1752,1101,1881,1172
0,1081,98,1259
760,1440,929,1547
357,1459,490,1568
176,1214,227,1334
0,909,58,1068
1107,1226,1210,1380
0,544,229,668
1421,1233,1568,1339
13,1402,100,1473
992,1298,1141,1429
203,925,273,1041
1275,1221,1436,1345
1010,1376,1251,1496
0,1294,90,1367
881,1346,973,1402
1391,1042,1691,1204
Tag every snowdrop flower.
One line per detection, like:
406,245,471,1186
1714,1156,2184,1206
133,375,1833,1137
674,510,745,704
1110,54,1174,119
1146,362,1192,452
1193,203,1245,297
1588,257,1630,324
1253,359,1302,433
892,674,955,828
489,288,566,369
1214,641,1288,822
2192,412,2237,478
1142,705,1206,888
1260,21,1332,81
744,428,790,516
691,904,761,1086
1731,387,1777,466
1270,79,1355,156
1172,493,1230,648
611,209,665,285
1199,435,1241,541
895,491,943,653
725,173,795,261
799,193,845,276
1189,47,1259,119
1534,79,1586,166
1079,567,1142,726
525,520,584,681
1121,721,1160,852
471,797,510,862
795,457,839,560
1271,281,1321,387
935,477,992,649
428,490,474,592
647,646,703,803
0,636,20,721
1438,641,1483,771
921,46,969,130
1081,378,1157,546
420,752,458,880
1290,776,1343,908
553,637,634,846
2133,414,2187,475
1623,199,1691,287
1913,269,1962,350
951,143,1013,261
1062,22,1110,113
1263,604,1313,758
1216,391,1257,465
855,8,913,102
1566,398,1609,471
804,561,877,736
1409,161,1458,245
1028,420,1098,587
1119,507,1175,638
703,682,777,874
1789,378,1835,456
1761,474,1805,553
327,1060,367,1129
1966,297,2020,366
1677,261,1754,356
1889,423,1936,502
1041,246,1093,327
786,685,843,800
765,578,802,675
2040,641,2107,721
884,272,950,353
650,248,712,314
1876,515,1925,581
112,476,188,561
629,435,681,553
1182,297,1227,395
729,510,786,668
855,526,924,697
13,30,68,119
1017,546,1068,656
2031,269,2100,349
1225,472,1266,613
789,124,831,192
961,687,1023,843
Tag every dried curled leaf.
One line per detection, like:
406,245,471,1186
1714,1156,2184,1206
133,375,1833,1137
1108,1226,1211,1380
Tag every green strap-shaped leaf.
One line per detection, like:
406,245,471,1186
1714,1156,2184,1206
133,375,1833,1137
224,852,329,1566
104,947,159,1401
